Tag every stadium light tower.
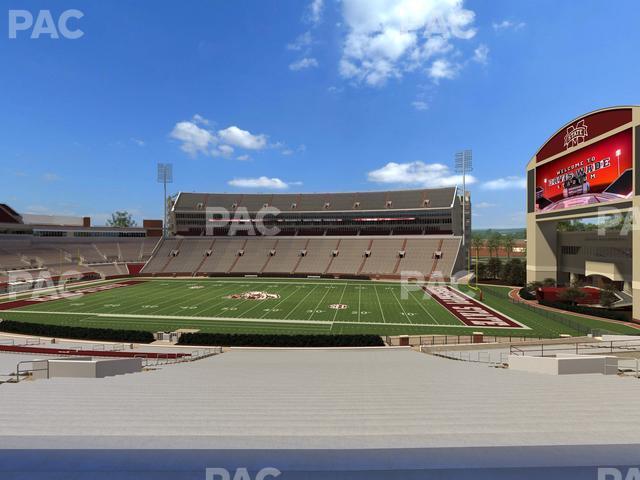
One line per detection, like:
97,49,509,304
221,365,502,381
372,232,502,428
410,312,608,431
157,163,173,238
454,150,472,248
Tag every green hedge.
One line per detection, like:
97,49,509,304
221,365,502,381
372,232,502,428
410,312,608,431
519,287,537,301
539,301,631,322
0,320,154,343
178,332,385,347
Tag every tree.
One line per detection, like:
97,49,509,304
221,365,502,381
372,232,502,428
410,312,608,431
503,234,515,259
526,280,543,293
471,234,483,259
542,278,557,287
558,285,587,305
505,259,525,286
487,232,501,258
486,257,502,279
106,211,137,228
476,262,487,281
501,260,513,284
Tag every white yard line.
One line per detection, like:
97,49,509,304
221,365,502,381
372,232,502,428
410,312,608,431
373,284,387,324
5,309,332,326
307,286,333,320
408,289,441,325
257,284,301,319
283,285,320,320
3,309,527,330
331,284,348,323
390,288,413,325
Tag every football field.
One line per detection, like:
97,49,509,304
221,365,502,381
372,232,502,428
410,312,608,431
0,278,637,337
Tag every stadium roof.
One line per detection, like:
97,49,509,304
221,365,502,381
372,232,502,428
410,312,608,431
1,348,640,450
173,187,458,212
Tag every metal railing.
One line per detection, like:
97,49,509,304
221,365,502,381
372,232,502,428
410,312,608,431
423,347,508,366
0,337,42,347
385,335,544,347
618,358,640,378
2,347,224,384
509,338,640,357
15,359,50,382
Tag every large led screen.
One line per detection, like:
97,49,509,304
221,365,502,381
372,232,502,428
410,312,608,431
535,128,633,212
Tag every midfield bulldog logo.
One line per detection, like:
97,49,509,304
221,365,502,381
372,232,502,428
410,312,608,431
329,304,348,310
226,291,280,300
564,119,588,149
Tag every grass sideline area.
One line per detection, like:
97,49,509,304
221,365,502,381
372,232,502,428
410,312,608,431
0,278,637,337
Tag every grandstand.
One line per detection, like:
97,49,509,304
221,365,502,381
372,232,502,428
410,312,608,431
142,187,469,280
0,207,161,293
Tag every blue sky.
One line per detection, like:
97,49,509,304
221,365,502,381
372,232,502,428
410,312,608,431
1,0,640,228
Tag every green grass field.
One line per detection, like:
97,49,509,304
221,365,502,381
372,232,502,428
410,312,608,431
0,278,637,337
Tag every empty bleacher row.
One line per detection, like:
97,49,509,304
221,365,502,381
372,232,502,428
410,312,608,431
142,236,463,279
174,187,456,212
0,237,160,279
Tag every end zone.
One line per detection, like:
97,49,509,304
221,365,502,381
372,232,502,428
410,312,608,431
0,280,145,311
424,286,529,329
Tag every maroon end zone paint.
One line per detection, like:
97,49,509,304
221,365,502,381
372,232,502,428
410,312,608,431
0,280,145,311
424,285,524,329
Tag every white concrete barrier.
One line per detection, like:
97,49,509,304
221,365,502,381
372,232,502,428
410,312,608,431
31,358,142,379
508,354,618,375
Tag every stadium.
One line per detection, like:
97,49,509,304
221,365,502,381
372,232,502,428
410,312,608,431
1,161,640,478
3,1,640,478
1,184,637,340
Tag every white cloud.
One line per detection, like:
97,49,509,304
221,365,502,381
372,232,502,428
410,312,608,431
228,177,291,190
412,100,428,111
368,161,476,188
212,144,234,158
217,126,268,150
236,154,250,161
339,0,477,86
482,176,526,190
171,117,284,157
130,138,146,147
428,58,458,81
287,31,313,51
307,0,324,24
289,57,319,71
492,19,525,31
170,120,216,155
473,44,489,65
191,114,210,125
475,201,497,208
